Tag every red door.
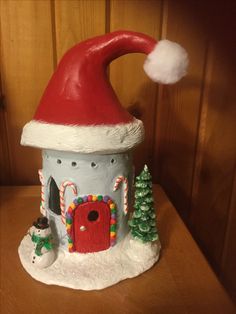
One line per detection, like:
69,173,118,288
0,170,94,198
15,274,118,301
73,201,110,253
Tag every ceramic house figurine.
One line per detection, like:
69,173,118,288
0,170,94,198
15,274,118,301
18,31,188,290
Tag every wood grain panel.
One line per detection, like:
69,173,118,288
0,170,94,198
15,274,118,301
154,0,208,221
54,0,106,62
221,168,236,304
0,0,54,184
190,1,236,274
0,94,11,185
109,0,162,174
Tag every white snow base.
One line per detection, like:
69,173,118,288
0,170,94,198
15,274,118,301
18,232,161,290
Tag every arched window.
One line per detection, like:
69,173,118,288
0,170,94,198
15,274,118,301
49,177,61,215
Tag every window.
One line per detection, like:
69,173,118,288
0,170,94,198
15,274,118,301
88,210,99,222
49,177,61,215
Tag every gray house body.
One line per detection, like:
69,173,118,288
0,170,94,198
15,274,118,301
40,149,133,252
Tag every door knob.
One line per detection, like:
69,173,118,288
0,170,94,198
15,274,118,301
80,225,86,231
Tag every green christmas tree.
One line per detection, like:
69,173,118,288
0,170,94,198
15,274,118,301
128,165,159,243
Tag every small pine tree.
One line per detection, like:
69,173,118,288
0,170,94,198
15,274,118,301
128,165,158,243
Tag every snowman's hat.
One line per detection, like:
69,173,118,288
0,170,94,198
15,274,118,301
21,31,188,154
33,217,49,230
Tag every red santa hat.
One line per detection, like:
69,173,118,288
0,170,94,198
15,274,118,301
21,31,188,153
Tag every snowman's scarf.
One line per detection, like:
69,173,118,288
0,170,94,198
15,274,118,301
32,233,53,256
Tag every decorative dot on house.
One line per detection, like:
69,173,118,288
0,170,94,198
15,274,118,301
18,30,188,290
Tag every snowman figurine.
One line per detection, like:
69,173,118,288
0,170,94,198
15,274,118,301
30,217,56,269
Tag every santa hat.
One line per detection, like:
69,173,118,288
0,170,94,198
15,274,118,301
21,31,188,154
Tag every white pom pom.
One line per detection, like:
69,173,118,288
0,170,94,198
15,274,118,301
143,40,189,84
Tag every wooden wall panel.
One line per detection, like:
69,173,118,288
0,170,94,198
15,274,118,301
0,0,54,184
190,1,236,274
153,0,208,221
221,169,236,302
0,96,11,185
54,0,106,62
109,0,162,173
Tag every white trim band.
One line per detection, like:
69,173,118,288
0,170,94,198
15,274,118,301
21,119,144,153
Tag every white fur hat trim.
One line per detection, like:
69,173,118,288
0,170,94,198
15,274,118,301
21,119,144,154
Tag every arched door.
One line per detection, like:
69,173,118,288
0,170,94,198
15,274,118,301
73,201,111,253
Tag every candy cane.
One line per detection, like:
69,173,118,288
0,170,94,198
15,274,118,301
113,176,129,215
59,181,77,224
38,169,46,216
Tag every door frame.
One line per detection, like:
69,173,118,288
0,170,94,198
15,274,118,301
66,195,117,253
